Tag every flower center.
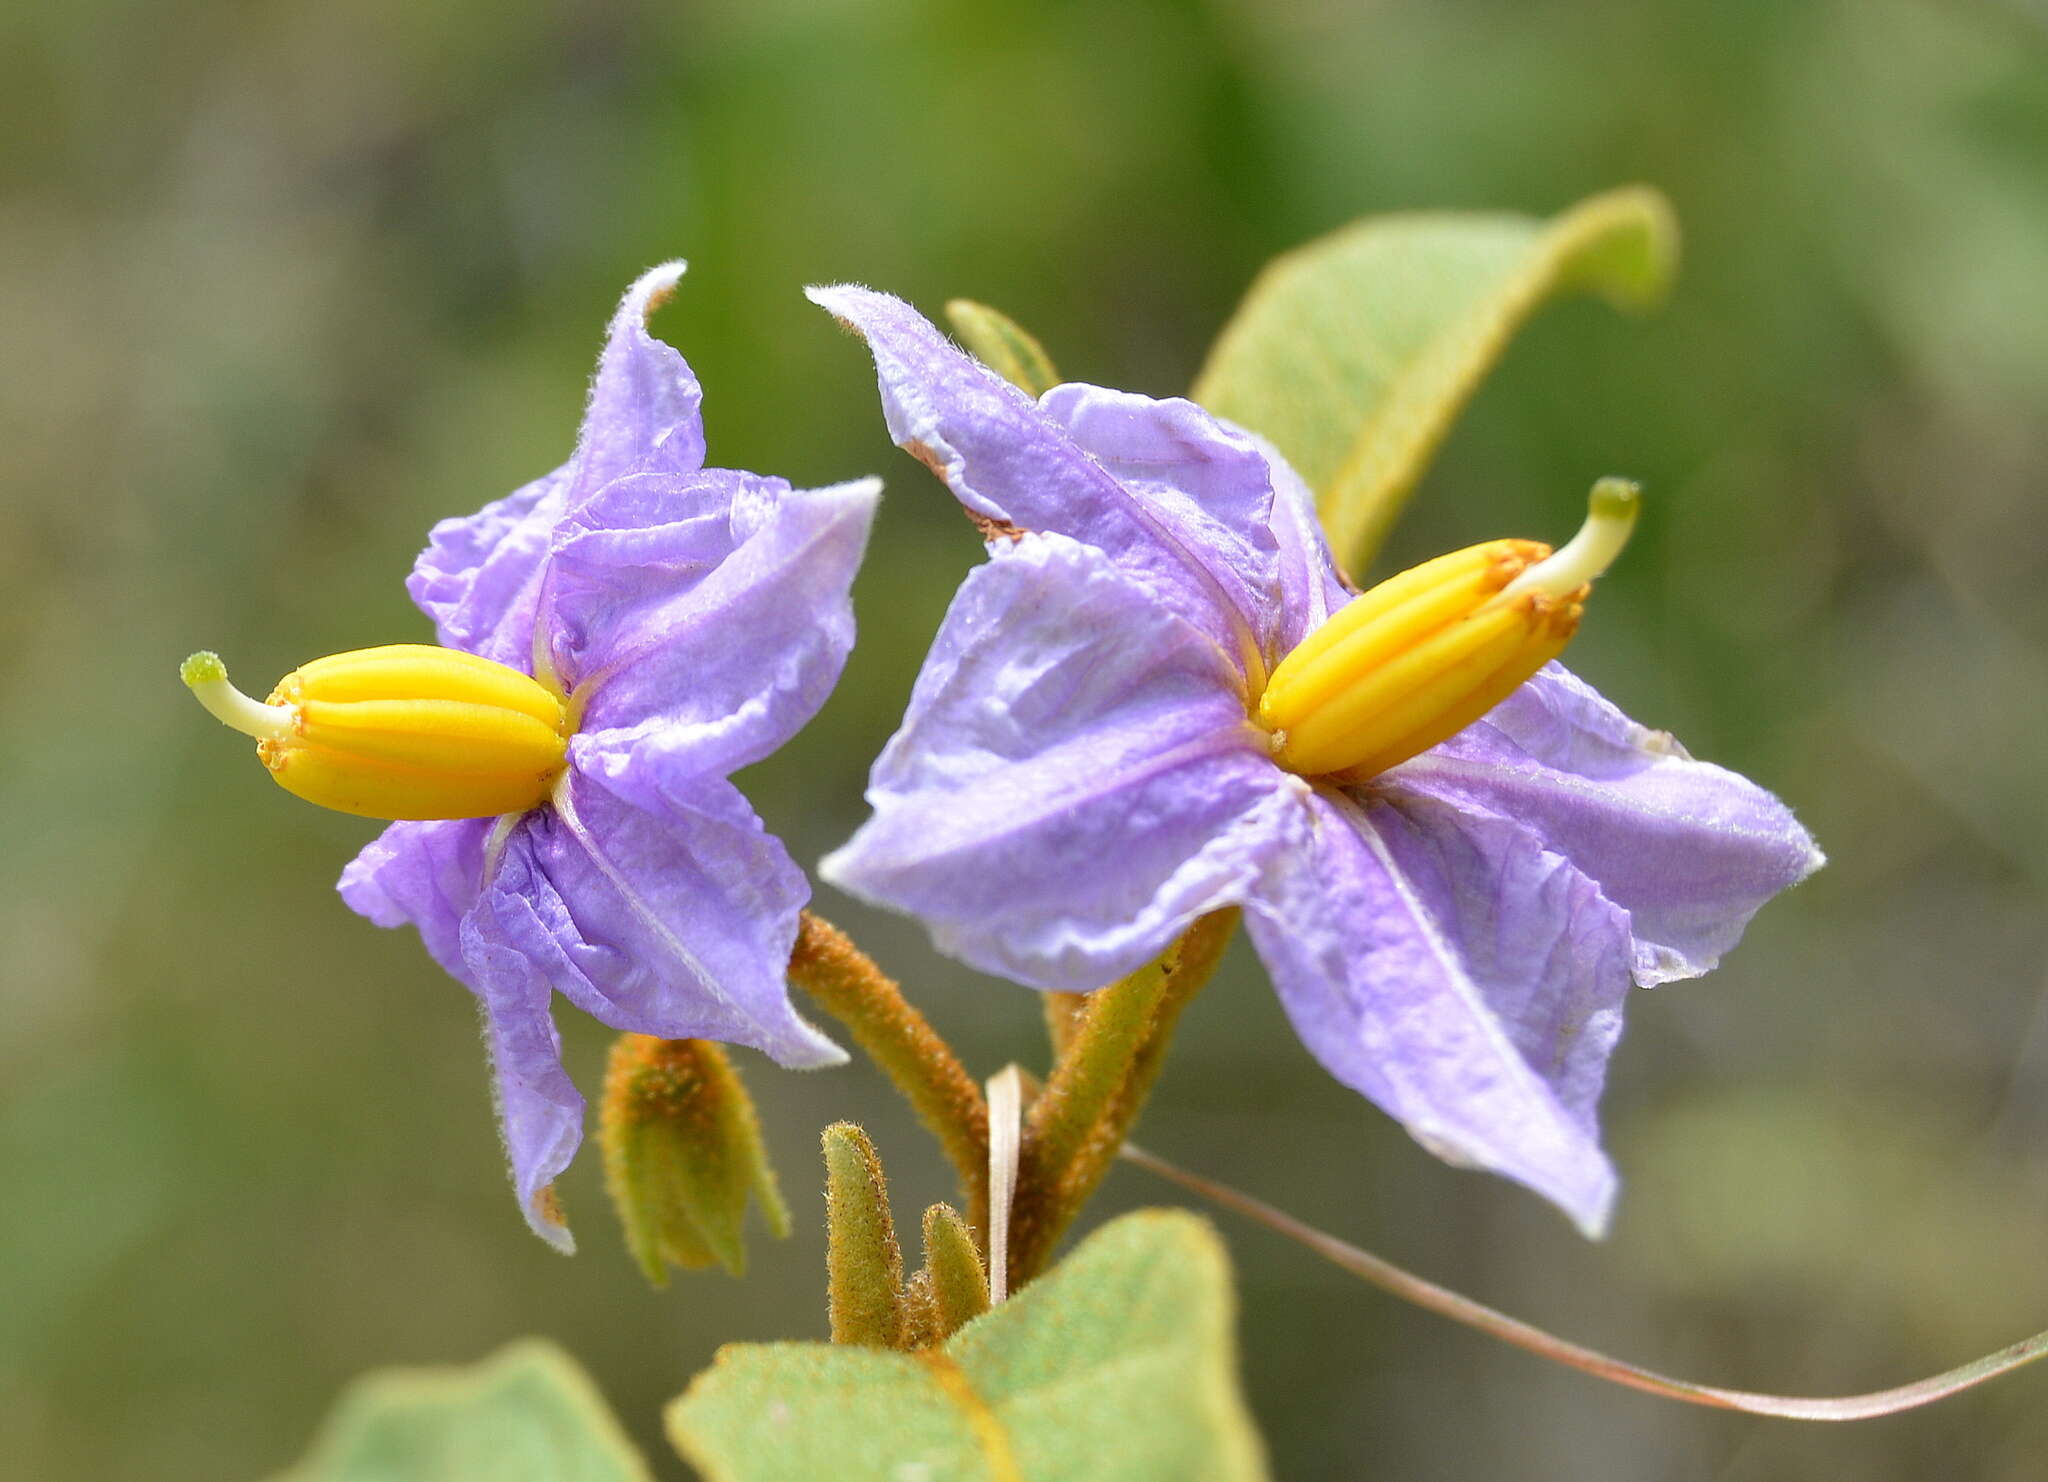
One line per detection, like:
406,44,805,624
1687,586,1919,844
1257,479,1640,780
181,644,572,821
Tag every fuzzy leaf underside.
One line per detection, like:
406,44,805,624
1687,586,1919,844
267,1339,651,1482
667,1209,1269,1482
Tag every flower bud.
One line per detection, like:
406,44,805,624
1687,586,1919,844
917,1202,990,1343
600,1035,792,1284
823,1122,906,1347
180,644,569,820
1258,480,1639,779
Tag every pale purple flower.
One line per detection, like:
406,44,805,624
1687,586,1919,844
810,284,1821,1235
341,264,877,1250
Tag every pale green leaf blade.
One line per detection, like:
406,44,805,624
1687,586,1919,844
945,299,1062,395
667,1209,1269,1482
1192,186,1678,571
268,1339,652,1482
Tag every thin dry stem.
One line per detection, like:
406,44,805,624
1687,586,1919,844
1122,1142,2048,1420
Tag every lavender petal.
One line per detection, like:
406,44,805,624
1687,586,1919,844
808,283,1280,669
548,471,880,781
336,817,493,984
409,263,706,665
477,769,845,1070
822,532,1296,989
457,885,588,1253
1246,786,1632,1235
1393,663,1825,984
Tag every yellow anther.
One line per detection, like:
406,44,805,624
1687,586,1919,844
182,644,571,821
1258,480,1639,780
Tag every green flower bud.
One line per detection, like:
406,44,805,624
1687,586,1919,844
600,1035,790,1285
822,1122,905,1348
918,1203,990,1344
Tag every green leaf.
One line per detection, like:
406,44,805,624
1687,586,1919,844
1192,186,1678,572
267,1339,651,1482
944,299,1062,395
667,1209,1268,1482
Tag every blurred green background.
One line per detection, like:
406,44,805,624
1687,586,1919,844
7,0,2048,1477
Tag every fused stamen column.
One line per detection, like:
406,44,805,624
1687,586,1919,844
1258,480,1639,780
181,644,571,821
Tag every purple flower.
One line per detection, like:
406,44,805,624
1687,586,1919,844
335,265,878,1249
808,285,1821,1235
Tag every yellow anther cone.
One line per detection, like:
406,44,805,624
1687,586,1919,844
1259,480,1639,781
182,644,571,821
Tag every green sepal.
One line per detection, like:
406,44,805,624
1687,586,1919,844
945,299,1063,395
600,1036,790,1285
268,1339,651,1482
1192,186,1678,572
919,1202,991,1343
668,1209,1269,1482
823,1122,906,1347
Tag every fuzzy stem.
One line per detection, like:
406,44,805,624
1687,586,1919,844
1049,909,1237,1216
790,913,990,1237
1041,992,1089,1059
898,1268,938,1351
1007,909,1238,1282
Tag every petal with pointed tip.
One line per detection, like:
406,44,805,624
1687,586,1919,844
1246,786,1629,1236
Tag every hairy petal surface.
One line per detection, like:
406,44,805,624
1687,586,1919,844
1245,787,1632,1235
808,283,1278,670
1392,663,1824,985
823,533,1295,989
410,263,707,665
457,884,589,1253
563,261,708,498
549,472,880,780
337,817,493,983
470,770,844,1070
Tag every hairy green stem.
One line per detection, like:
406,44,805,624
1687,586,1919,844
789,913,990,1238
1041,992,1089,1059
1007,910,1238,1283
1050,909,1237,1218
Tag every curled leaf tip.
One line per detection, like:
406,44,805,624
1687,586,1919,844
1559,185,1681,310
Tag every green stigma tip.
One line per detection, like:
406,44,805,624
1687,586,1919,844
1589,477,1642,518
181,651,227,688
